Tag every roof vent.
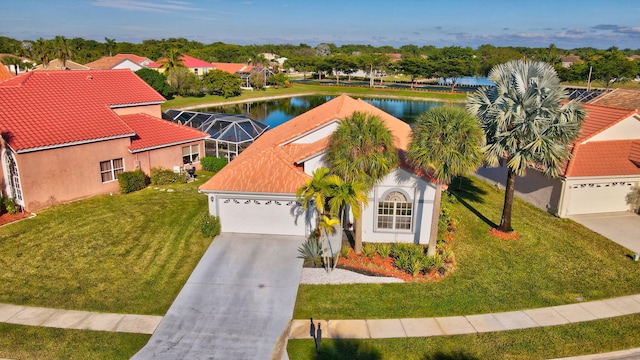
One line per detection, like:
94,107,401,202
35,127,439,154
87,75,93,80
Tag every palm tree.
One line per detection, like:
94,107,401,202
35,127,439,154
407,106,484,256
296,167,338,217
467,60,586,233
324,112,398,253
104,37,116,56
160,49,185,74
32,38,52,68
1,56,23,75
54,36,73,69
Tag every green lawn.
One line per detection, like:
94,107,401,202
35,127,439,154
162,83,466,110
293,176,640,320
288,314,640,360
0,173,214,315
0,323,148,360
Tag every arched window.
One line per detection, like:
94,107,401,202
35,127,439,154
377,191,412,230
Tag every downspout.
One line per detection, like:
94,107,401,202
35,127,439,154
557,178,568,218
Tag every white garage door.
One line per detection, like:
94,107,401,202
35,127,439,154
216,196,310,236
566,181,633,215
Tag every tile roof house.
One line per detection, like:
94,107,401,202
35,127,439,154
476,103,640,217
0,69,208,211
588,88,640,110
33,58,89,71
199,94,439,243
0,63,12,81
148,54,216,76
114,53,154,66
85,56,144,72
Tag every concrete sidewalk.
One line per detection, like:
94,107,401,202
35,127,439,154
0,303,161,334
289,294,640,339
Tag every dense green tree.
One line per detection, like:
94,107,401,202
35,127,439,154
356,53,390,87
407,106,483,256
324,112,398,253
326,54,357,84
249,70,266,90
201,69,242,98
467,60,586,233
166,67,200,96
284,56,317,79
135,68,171,97
433,59,475,91
589,50,639,90
159,49,185,73
31,38,52,67
395,57,432,88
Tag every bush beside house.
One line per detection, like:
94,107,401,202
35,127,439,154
118,170,149,194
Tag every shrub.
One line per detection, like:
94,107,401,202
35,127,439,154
150,168,187,185
1,196,19,214
375,243,392,258
297,237,324,267
117,169,148,194
200,156,228,172
361,243,378,259
200,214,221,238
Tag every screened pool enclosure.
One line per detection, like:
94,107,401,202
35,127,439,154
164,110,269,160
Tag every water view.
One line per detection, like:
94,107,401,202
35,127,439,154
196,95,461,128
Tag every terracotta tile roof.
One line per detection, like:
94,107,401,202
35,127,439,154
199,94,435,194
121,113,209,152
588,88,640,110
575,104,635,143
0,70,165,153
210,62,251,74
114,53,151,65
148,54,215,69
33,59,89,70
0,64,12,81
630,141,640,166
564,140,640,177
84,56,129,69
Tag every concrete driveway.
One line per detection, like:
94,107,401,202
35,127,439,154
570,212,640,255
132,232,304,360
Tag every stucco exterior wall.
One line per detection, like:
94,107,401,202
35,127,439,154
586,116,640,142
362,168,437,244
130,141,204,173
17,138,131,211
208,192,312,236
475,166,563,215
112,104,162,118
112,61,143,72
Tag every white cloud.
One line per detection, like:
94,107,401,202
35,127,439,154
90,0,201,13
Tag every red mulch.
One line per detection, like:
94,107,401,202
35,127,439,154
488,228,520,240
0,212,31,227
337,249,449,283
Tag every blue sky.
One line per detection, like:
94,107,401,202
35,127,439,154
2,0,640,49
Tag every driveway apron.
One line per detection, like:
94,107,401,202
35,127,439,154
132,233,304,360
570,212,640,254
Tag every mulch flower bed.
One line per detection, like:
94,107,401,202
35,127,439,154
0,212,31,227
488,228,520,240
337,249,452,283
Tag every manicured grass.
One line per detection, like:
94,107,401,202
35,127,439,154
287,313,640,359
0,323,148,360
294,176,640,320
0,173,214,315
162,83,466,110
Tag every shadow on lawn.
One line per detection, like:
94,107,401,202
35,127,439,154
449,176,499,229
421,351,480,360
316,339,381,359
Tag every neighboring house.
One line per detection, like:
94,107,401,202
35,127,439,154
561,55,583,68
85,56,144,71
0,70,208,212
588,88,640,110
114,53,153,67
210,62,273,88
387,53,402,62
33,58,89,70
148,54,216,76
476,103,640,217
199,94,439,243
0,54,35,75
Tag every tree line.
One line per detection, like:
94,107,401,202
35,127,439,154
2,35,639,93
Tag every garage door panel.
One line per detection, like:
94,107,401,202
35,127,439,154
567,182,633,215
218,198,310,236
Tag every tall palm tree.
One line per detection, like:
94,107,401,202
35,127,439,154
407,106,484,256
324,112,398,253
32,38,52,68
160,49,185,74
54,36,73,69
467,60,586,232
